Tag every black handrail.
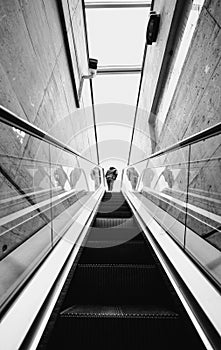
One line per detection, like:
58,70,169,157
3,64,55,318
129,121,221,166
0,105,99,167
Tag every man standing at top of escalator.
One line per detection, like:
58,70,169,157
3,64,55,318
105,166,118,191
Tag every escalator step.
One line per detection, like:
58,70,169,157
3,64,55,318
79,241,155,264
61,304,178,318
93,217,136,228
102,192,124,200
55,305,180,349
98,202,130,210
97,194,131,218
64,264,175,307
98,205,130,212
86,227,143,242
96,210,132,218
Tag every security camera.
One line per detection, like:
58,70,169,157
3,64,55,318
89,58,98,77
146,11,160,45
78,58,98,102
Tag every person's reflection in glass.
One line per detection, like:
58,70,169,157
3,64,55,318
69,167,82,189
142,167,154,188
153,165,175,191
54,165,69,190
105,167,118,191
161,165,174,188
126,167,139,190
90,166,101,190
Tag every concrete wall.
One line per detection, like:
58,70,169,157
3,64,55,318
158,1,221,149
0,0,97,160
130,0,221,252
154,0,221,196
0,0,97,193
131,0,221,160
0,0,98,257
130,0,181,163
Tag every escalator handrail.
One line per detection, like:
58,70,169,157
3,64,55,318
129,121,221,166
0,105,100,167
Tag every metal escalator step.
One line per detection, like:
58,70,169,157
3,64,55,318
93,217,136,228
86,227,143,243
102,192,125,201
98,203,130,211
98,203,130,210
96,210,132,218
56,305,180,349
61,304,179,318
79,241,155,264
65,264,174,307
101,198,127,204
98,195,131,216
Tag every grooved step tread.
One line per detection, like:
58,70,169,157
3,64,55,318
93,217,136,228
87,227,143,242
77,263,155,268
61,304,179,319
64,263,174,307
79,241,155,264
96,211,132,218
97,193,132,218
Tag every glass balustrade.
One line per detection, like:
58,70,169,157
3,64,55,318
123,147,189,246
185,134,221,286
122,124,221,288
0,113,103,311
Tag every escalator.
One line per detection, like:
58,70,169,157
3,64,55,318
38,192,206,349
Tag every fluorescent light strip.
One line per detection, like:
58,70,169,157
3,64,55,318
85,1,151,9
97,65,142,75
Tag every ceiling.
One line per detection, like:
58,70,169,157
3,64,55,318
85,1,150,167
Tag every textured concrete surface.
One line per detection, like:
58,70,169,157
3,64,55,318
129,0,178,164
130,0,221,258
156,3,221,211
140,0,178,114
158,6,221,148
131,0,221,156
0,0,96,158
130,0,221,194
0,0,97,188
0,0,97,257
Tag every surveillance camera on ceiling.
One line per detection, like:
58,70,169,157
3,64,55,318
146,11,160,45
89,58,98,76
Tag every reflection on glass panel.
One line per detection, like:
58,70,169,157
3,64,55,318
0,126,52,261
0,114,104,311
49,146,85,239
185,135,221,285
124,148,189,245
77,157,102,192
86,8,147,66
49,145,103,243
186,135,221,247
0,121,54,309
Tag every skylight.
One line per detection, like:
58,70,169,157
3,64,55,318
86,8,148,67
85,1,149,167
92,74,140,105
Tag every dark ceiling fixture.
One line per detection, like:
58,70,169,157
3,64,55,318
146,11,160,45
